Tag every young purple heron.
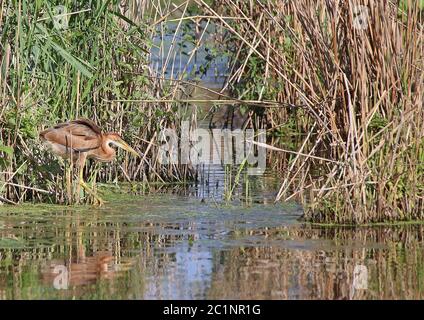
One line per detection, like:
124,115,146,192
40,119,139,204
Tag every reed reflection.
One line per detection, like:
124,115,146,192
1,201,424,299
206,225,424,299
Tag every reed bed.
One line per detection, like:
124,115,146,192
205,0,424,223
0,0,198,204
1,0,423,224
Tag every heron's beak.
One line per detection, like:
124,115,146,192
117,139,139,157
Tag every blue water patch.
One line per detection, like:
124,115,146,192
150,21,230,88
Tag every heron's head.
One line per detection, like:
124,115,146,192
106,133,139,157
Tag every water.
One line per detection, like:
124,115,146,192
1,177,424,300
150,21,229,88
150,20,249,130
1,21,422,301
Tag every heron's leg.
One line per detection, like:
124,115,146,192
61,158,73,204
75,159,81,204
78,155,105,206
80,180,105,206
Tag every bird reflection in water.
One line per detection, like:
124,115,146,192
41,251,132,289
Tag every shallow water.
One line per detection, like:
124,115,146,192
1,176,424,300
1,18,422,301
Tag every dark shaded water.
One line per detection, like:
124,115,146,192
1,176,424,300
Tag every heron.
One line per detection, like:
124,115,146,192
40,118,139,205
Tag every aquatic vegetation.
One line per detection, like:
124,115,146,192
209,0,424,224
4,0,424,302
0,0,197,204
1,0,423,225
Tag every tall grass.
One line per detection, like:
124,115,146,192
0,0,198,204
1,0,423,225
204,0,423,224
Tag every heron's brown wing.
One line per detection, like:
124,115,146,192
41,122,101,153
69,119,102,135
52,119,102,138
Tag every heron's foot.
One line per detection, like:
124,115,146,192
79,180,105,206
